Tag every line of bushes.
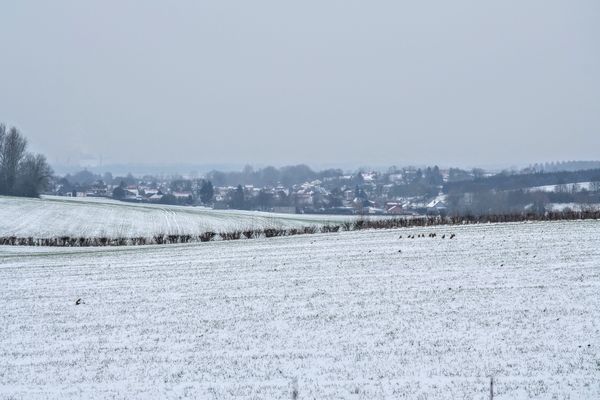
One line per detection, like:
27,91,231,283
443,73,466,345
348,210,600,231
1,210,599,247
0,226,325,247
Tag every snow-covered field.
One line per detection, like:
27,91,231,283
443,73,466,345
527,181,596,193
0,195,353,239
547,202,600,212
1,220,599,399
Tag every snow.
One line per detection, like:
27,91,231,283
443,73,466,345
0,195,354,239
547,202,600,212
1,220,599,399
527,181,594,193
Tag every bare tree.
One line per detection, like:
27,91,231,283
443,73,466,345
0,124,52,197
15,154,53,197
0,127,27,194
0,124,6,159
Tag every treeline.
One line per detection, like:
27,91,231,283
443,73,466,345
444,168,600,194
206,164,344,187
389,166,443,198
526,160,600,173
0,124,52,197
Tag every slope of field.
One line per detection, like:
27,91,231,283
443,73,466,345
1,221,599,399
0,195,352,239
527,181,594,192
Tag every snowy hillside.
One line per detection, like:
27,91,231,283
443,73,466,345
526,181,595,193
1,220,599,399
0,195,354,239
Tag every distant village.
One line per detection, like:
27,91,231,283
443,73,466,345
49,162,600,216
50,166,456,216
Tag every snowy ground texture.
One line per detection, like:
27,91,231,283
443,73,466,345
0,195,352,239
1,220,599,399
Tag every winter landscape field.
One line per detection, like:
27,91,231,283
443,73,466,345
1,219,599,399
0,195,353,239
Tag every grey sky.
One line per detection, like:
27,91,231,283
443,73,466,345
1,1,599,170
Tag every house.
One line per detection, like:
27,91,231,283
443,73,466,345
86,181,109,197
343,189,354,201
426,200,448,215
148,193,164,202
142,188,160,196
386,204,404,215
172,192,193,202
361,172,377,182
385,202,401,210
124,189,140,201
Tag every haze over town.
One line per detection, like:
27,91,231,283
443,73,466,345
1,0,599,171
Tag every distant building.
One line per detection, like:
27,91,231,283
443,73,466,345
426,200,447,215
386,204,404,215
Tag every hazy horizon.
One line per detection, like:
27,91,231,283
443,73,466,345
1,1,599,168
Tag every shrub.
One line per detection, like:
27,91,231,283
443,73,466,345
199,232,216,242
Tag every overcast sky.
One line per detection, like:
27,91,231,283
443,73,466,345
1,1,598,170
